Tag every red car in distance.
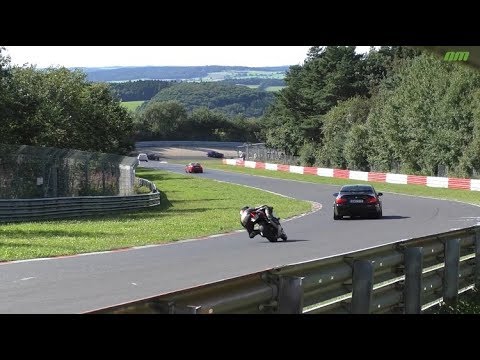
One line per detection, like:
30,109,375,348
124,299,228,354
185,162,203,173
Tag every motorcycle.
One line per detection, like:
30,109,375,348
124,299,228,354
240,206,288,242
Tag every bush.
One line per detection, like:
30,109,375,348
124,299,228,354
299,142,317,167
427,289,480,314
134,184,151,194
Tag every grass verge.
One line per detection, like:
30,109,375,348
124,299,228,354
265,86,286,92
0,169,311,262
120,101,144,112
426,289,480,314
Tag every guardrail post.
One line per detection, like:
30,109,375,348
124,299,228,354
176,305,202,314
152,301,175,314
351,260,374,314
277,276,304,314
154,301,201,314
444,238,460,307
475,230,480,290
404,247,423,314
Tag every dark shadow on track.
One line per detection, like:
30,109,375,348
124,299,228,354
259,239,310,243
379,215,410,220
340,215,410,220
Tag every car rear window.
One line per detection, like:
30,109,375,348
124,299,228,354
340,185,374,193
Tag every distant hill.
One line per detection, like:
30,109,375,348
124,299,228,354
74,65,290,82
109,78,285,102
140,82,276,118
109,80,174,102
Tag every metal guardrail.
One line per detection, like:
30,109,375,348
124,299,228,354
0,177,160,223
136,177,158,193
237,142,300,165
86,225,480,314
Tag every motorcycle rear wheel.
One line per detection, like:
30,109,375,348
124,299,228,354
267,236,278,242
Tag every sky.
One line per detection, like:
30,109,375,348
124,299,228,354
3,46,374,68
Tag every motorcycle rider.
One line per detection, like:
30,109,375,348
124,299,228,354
240,204,281,238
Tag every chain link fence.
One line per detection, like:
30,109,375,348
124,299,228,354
236,143,300,165
0,144,138,199
236,144,464,178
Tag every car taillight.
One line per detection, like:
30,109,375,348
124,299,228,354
366,196,378,204
335,197,347,204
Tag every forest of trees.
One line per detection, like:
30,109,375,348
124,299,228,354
138,82,275,118
260,46,480,178
108,78,284,103
134,101,261,142
109,80,174,101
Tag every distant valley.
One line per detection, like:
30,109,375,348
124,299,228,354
74,65,290,83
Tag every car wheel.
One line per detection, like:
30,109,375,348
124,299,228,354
375,210,382,219
334,213,342,220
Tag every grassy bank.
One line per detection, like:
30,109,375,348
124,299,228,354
0,169,311,262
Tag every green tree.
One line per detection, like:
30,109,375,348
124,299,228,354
0,65,134,154
289,46,367,116
78,83,135,153
366,54,480,176
344,124,370,171
0,47,13,137
264,119,305,156
456,90,480,177
298,141,317,166
316,96,371,168
264,46,371,155
109,80,173,102
140,100,187,140
187,107,229,140
361,46,422,96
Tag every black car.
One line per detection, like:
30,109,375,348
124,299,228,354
147,153,161,161
207,151,224,158
333,184,383,220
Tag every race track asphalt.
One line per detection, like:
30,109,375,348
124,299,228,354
1,161,479,313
